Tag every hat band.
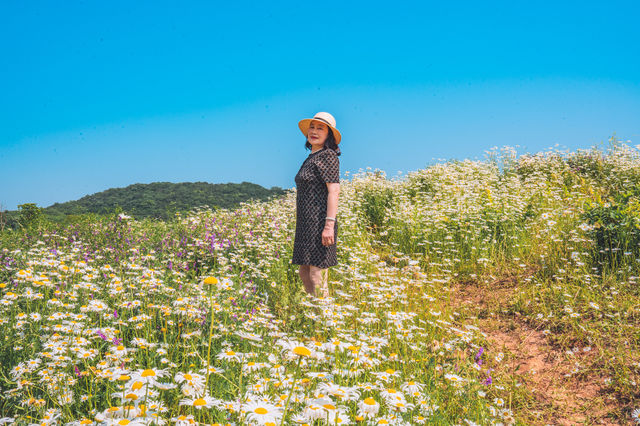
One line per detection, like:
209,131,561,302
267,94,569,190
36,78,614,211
310,117,333,128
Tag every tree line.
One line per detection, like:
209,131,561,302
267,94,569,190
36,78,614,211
2,181,287,228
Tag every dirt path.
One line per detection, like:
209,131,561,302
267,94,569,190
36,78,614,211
451,273,620,425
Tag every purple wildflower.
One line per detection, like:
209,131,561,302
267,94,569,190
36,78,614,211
484,369,493,385
475,347,484,366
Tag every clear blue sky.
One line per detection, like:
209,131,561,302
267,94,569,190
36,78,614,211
1,0,639,210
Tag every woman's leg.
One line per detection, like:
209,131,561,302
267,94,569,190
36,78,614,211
322,268,329,295
309,265,329,297
299,265,314,295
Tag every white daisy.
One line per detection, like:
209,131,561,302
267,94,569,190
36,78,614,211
242,400,282,425
357,397,380,418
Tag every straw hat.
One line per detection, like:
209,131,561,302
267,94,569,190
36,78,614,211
298,112,342,144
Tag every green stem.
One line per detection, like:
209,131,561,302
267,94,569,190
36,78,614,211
205,292,215,389
280,356,302,426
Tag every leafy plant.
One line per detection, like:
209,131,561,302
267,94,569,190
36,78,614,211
583,188,640,269
17,203,44,230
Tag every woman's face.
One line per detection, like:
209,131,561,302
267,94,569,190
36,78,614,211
307,120,329,149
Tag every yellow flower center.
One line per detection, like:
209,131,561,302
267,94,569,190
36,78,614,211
141,369,156,377
323,404,336,410
255,407,268,414
118,421,130,425
204,277,219,285
293,346,311,356
364,397,376,405
132,381,144,390
193,398,206,406
184,374,192,380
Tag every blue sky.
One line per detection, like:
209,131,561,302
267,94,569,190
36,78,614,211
1,0,639,210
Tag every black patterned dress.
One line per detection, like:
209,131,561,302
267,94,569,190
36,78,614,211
292,147,340,268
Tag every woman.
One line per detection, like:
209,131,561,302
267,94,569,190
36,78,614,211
292,112,341,298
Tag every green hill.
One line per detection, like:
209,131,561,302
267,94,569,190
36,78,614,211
34,181,286,221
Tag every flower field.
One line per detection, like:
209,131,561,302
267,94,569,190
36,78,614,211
2,141,640,425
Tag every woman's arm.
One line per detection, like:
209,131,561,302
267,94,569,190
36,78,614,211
322,183,340,246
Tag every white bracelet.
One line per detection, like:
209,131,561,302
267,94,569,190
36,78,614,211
325,217,336,221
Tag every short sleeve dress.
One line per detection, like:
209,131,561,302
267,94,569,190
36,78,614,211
292,147,340,268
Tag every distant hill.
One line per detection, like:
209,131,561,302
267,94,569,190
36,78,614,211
40,181,287,220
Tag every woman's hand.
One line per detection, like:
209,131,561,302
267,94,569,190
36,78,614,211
322,223,335,246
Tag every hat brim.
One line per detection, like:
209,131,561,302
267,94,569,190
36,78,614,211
298,118,342,144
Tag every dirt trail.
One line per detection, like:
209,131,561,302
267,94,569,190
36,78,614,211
451,273,620,425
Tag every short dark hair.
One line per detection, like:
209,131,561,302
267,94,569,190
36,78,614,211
305,129,341,156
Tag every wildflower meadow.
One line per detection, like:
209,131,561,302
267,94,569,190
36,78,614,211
1,141,639,425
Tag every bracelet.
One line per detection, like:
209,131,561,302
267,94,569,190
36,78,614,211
325,217,336,221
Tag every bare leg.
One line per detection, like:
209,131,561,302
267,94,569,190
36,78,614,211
322,268,329,295
299,265,314,295
309,266,329,298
